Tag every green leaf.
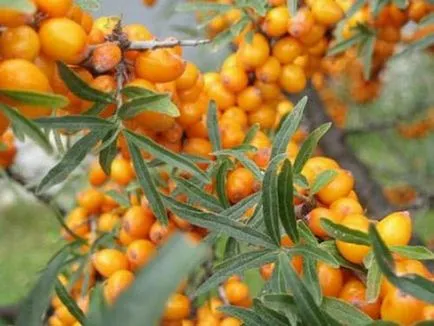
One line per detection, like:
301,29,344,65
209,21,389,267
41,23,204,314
321,297,373,325
35,115,115,131
222,192,261,221
293,123,331,174
215,158,233,209
100,234,207,326
196,250,278,295
271,96,307,159
395,34,434,59
57,62,114,104
86,285,108,326
287,0,298,16
124,130,209,183
263,154,287,245
16,249,69,326
118,94,179,120
366,260,382,303
235,0,268,16
214,149,263,180
369,225,434,304
345,0,366,19
278,159,299,243
390,245,434,260
310,170,338,195
360,35,376,80
174,176,222,212
419,12,434,27
302,257,322,305
288,244,339,267
0,103,52,153
367,322,399,326
0,0,36,13
261,293,299,326
320,218,371,245
218,306,267,326
105,189,130,208
0,89,69,109
207,101,221,152
210,15,250,50
327,32,365,56
253,299,289,326
55,280,86,325
82,102,108,116
38,129,108,193
120,86,156,99
99,129,118,175
176,2,231,12
297,220,319,245
278,253,328,326
243,123,260,145
127,139,167,224
163,195,276,249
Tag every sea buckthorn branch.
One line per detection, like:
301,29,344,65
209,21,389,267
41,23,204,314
126,38,211,50
296,84,394,218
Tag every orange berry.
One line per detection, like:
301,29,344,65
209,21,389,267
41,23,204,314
305,156,339,175
317,262,343,297
377,211,412,246
63,207,89,239
248,104,276,129
163,294,191,321
34,0,73,17
118,228,138,246
221,106,248,130
55,305,76,325
262,6,290,38
227,167,256,204
136,49,186,83
183,138,212,160
149,220,176,245
308,207,342,238
422,305,434,320
126,239,156,271
207,82,236,110
279,64,307,93
237,33,270,70
299,24,326,46
256,56,282,83
88,161,108,187
288,8,315,38
336,214,370,264
178,101,205,128
221,121,245,149
123,205,155,239
0,8,32,27
224,281,250,305
237,86,263,112
0,25,40,61
77,188,104,214
104,269,135,304
255,81,282,101
178,75,204,103
330,197,363,219
97,213,120,233
316,169,354,205
92,249,129,278
110,156,134,186
39,18,88,64
0,59,52,119
124,24,154,61
221,66,249,93
339,278,381,319
220,317,242,326
91,43,122,73
176,62,200,91
381,288,425,325
272,37,303,64
311,0,344,26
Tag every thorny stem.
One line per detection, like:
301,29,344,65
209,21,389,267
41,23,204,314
127,38,211,50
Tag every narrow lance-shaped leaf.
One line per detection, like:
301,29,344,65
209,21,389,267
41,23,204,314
86,284,108,326
218,306,267,326
214,149,263,180
55,280,86,325
0,89,69,109
222,191,261,221
327,32,365,56
310,170,338,195
293,123,331,174
320,218,371,245
271,96,307,159
360,34,376,80
118,94,179,120
105,189,131,208
366,260,382,303
211,15,250,51
16,249,69,326
243,123,260,145
38,129,109,193
302,257,322,305
298,220,319,245
0,103,52,153
207,100,221,152
278,159,299,243
99,234,208,326
127,139,168,224
278,253,329,326
287,0,298,16
124,129,209,183
35,115,115,131
120,86,156,99
162,195,276,249
215,158,233,209
253,299,289,326
99,128,119,175
262,154,287,246
82,102,108,116
57,61,114,103
287,243,339,267
196,250,278,296
390,245,434,260
321,297,372,325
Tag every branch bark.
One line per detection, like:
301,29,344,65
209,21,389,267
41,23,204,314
291,85,394,219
